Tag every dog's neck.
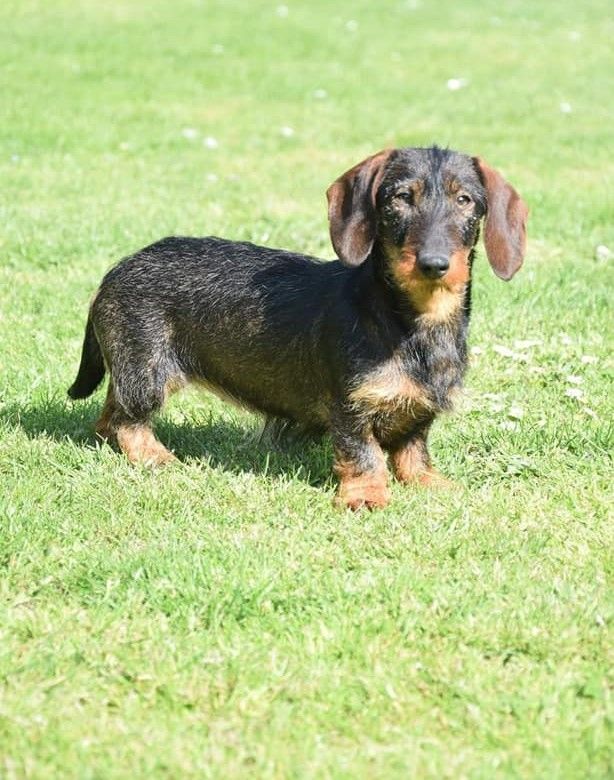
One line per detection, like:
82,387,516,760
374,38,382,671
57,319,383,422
358,245,473,335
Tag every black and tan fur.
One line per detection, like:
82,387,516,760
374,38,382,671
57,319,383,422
68,146,528,509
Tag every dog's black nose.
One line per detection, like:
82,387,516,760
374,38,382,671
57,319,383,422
417,254,449,279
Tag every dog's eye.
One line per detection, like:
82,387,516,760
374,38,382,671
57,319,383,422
456,193,472,206
393,191,413,205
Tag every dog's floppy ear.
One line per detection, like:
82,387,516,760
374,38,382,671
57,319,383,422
473,157,529,280
327,149,393,267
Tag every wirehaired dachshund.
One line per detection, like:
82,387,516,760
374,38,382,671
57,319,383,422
69,146,528,509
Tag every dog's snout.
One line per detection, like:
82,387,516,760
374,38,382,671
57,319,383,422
417,254,449,279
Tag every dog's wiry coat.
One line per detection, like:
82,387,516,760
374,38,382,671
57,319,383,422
69,146,528,509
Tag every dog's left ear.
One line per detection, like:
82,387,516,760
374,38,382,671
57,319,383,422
473,157,529,280
327,149,393,266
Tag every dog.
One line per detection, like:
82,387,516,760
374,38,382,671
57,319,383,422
68,146,528,509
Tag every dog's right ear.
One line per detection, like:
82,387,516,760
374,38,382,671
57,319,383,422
326,149,393,267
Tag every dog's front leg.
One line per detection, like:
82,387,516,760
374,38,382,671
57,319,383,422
390,424,452,488
332,411,390,510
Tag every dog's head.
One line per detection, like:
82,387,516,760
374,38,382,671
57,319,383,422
327,146,528,318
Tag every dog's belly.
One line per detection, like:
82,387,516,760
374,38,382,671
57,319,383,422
189,360,331,429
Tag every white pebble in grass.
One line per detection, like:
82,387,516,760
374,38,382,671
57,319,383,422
276,4,289,17
470,346,483,355
559,102,572,114
345,19,359,32
483,392,504,401
568,31,581,41
492,344,527,361
565,387,584,400
508,405,524,420
581,355,598,365
203,136,219,149
211,44,225,55
182,127,199,140
513,339,541,349
499,420,518,432
565,375,583,385
313,88,328,99
595,244,612,261
559,332,573,345
582,407,598,419
493,344,515,358
446,78,468,91
205,173,219,182
279,126,294,137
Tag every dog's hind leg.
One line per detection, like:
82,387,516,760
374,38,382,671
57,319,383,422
95,383,119,441
115,420,177,466
96,349,181,466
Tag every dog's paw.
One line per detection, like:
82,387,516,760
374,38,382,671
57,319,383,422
415,469,455,489
334,479,391,511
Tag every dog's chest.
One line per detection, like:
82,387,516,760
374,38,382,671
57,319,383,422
348,348,463,441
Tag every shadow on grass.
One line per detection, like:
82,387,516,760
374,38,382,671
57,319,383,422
0,396,332,486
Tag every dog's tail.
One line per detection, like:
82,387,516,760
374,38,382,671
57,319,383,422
67,316,106,399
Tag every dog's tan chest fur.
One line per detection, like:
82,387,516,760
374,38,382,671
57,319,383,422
348,358,435,430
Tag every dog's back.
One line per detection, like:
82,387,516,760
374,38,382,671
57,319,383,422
76,236,349,430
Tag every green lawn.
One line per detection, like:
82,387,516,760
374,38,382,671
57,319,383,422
1,0,612,777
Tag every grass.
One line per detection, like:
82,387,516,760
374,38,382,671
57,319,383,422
0,0,612,777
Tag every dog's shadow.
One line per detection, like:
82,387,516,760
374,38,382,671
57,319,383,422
2,397,333,486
